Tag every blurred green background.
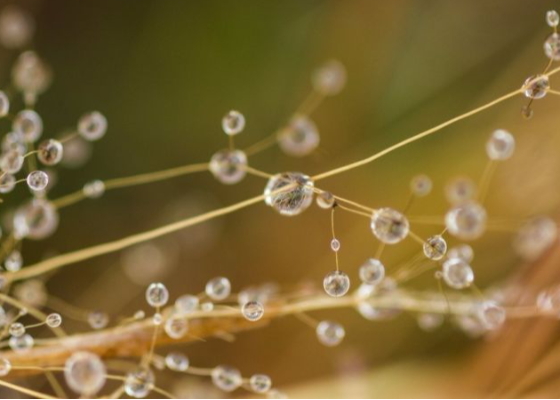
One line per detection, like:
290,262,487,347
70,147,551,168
3,0,560,397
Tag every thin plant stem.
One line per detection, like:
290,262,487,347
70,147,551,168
8,194,266,283
312,90,523,182
52,162,209,210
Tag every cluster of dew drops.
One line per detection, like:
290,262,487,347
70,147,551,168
0,1,109,355
0,6,109,278
0,3,306,396
0,4,286,398
0,0,105,377
3,278,282,398
205,9,560,348
0,5,558,400
41,57,351,398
